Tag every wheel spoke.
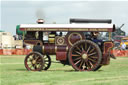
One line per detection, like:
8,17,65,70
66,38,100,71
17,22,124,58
45,60,49,62
37,64,41,68
88,52,97,56
88,61,93,68
28,58,32,62
81,45,84,51
27,61,31,65
82,62,86,70
28,60,33,65
89,48,95,53
45,62,48,65
44,57,47,60
79,59,83,68
74,50,81,55
88,58,96,63
74,59,81,65
36,61,41,64
29,64,33,69
90,56,98,59
74,57,81,61
29,55,33,59
85,61,91,69
72,54,80,57
76,46,81,52
36,64,39,68
30,66,34,70
86,45,91,54
44,56,47,59
37,59,42,62
32,54,36,59
33,64,37,69
35,56,39,61
88,61,92,68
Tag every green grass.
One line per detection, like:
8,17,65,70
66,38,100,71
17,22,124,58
0,55,128,85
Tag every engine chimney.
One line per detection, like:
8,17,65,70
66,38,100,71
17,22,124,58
37,19,44,24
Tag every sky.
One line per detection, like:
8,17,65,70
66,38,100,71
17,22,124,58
1,0,128,35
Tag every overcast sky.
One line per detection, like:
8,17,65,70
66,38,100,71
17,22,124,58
1,0,128,34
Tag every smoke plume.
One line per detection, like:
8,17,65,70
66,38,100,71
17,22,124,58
36,8,45,19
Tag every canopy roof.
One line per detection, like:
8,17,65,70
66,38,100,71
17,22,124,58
20,24,115,32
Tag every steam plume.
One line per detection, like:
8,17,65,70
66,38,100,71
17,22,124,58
36,8,45,19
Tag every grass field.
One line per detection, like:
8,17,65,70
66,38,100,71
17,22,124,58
0,55,128,85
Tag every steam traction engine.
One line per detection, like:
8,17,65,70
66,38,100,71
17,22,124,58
19,19,116,71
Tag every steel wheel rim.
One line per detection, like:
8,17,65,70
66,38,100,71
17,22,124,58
69,40,102,71
24,52,44,71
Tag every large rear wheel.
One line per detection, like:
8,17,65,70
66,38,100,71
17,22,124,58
68,40,102,71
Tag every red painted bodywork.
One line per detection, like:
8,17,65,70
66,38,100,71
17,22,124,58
43,45,67,60
56,52,67,60
65,32,85,47
101,41,114,65
43,44,55,54
57,46,67,52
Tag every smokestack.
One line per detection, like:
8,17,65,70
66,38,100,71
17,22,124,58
37,19,45,24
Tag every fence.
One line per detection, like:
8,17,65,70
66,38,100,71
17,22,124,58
112,50,128,57
0,49,128,56
0,49,32,55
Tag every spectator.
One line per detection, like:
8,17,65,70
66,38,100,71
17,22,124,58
121,42,126,50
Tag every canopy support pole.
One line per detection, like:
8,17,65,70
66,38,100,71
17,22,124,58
109,32,111,40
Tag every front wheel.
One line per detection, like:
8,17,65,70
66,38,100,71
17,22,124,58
68,40,102,71
24,52,44,71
